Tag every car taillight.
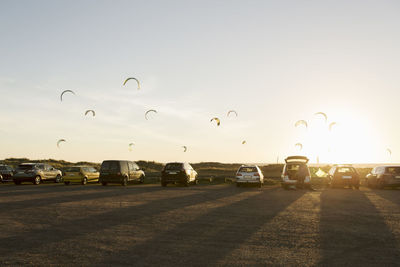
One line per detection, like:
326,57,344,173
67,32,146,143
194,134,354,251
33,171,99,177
254,173,260,177
117,172,121,176
236,173,242,176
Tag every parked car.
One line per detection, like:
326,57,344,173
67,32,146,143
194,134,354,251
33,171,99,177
235,165,264,187
99,160,145,186
281,156,311,189
366,165,400,189
161,162,198,187
0,164,15,183
13,163,62,185
328,165,360,189
63,166,99,185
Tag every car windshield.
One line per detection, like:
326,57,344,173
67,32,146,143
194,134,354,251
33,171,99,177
101,161,119,171
238,167,257,173
17,164,35,170
386,167,400,174
337,167,356,173
65,167,81,172
287,164,301,171
0,166,7,170
165,163,183,171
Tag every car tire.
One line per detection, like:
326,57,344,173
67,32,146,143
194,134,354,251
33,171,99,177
64,181,70,185
194,179,199,185
102,182,107,186
121,177,128,186
161,181,167,187
33,176,41,185
139,175,144,184
258,183,262,188
184,176,190,187
55,175,62,183
14,180,21,185
82,177,88,185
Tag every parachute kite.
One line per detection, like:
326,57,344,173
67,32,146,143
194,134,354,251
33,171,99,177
210,117,221,126
295,143,303,151
227,110,238,117
329,122,337,131
60,90,75,102
295,120,308,128
145,109,157,120
182,146,187,152
85,110,95,117
57,139,66,148
242,140,246,145
123,77,140,90
129,143,135,151
387,148,392,156
315,112,328,122
315,168,327,177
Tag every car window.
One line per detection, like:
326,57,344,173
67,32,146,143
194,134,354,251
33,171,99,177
165,163,183,171
101,161,119,172
128,162,134,171
386,167,400,175
18,164,35,170
239,167,258,173
337,167,356,173
65,167,81,172
89,167,97,172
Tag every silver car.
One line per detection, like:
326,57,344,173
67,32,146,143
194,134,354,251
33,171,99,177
235,165,264,187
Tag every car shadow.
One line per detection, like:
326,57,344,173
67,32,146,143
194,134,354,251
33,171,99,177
318,188,400,265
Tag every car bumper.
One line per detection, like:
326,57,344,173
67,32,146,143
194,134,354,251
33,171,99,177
236,179,262,184
63,175,84,183
281,179,311,185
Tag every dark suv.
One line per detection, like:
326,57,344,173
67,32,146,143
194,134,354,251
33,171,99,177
366,165,400,189
161,162,198,187
13,163,62,185
0,164,15,183
99,160,145,186
328,165,360,189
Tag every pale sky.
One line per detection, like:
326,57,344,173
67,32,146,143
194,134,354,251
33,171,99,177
1,0,400,164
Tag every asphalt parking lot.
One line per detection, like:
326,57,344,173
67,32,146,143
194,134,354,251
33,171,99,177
1,183,400,266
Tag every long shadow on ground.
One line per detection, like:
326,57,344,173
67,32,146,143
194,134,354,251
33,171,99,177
0,185,246,265
319,188,400,266
96,188,306,266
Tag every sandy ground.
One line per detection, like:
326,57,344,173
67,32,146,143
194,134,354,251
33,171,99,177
1,182,400,266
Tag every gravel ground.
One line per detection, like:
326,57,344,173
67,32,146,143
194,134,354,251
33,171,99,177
1,182,400,266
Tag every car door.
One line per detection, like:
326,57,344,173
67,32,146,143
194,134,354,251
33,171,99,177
40,164,50,180
133,163,141,180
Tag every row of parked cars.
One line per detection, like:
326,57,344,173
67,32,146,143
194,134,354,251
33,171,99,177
2,157,400,189
0,160,198,187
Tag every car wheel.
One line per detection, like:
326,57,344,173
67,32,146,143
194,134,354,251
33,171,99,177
55,175,62,183
258,183,262,188
82,177,88,185
33,176,41,185
139,175,144,184
194,179,199,185
184,177,190,187
102,182,107,186
64,181,70,185
14,180,21,185
121,177,128,186
161,181,167,187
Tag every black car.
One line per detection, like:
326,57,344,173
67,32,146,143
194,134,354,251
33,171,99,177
13,163,62,185
366,165,400,189
161,162,198,187
0,164,14,183
328,165,360,189
99,160,145,186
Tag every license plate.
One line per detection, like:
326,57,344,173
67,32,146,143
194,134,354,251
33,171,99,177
342,176,352,179
168,172,177,174
244,175,252,178
396,176,400,179
68,173,75,176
